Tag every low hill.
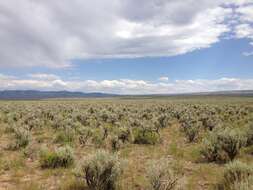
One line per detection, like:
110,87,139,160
0,90,253,100
0,90,117,100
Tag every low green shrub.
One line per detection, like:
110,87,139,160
147,158,178,190
218,128,246,160
200,128,246,162
80,150,124,190
54,127,75,144
133,128,160,145
91,128,105,147
200,131,223,162
39,146,74,168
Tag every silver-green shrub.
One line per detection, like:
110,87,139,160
81,150,124,190
39,145,74,168
217,160,253,190
201,128,246,162
147,158,178,190
8,127,30,150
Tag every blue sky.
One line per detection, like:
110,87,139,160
2,38,253,81
0,0,253,94
72,38,253,81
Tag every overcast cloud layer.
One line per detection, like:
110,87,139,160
0,0,253,68
0,73,253,94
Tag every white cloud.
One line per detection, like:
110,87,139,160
235,24,253,39
158,77,169,82
0,73,252,94
28,73,60,81
234,3,253,55
0,0,246,68
0,0,252,68
236,4,253,22
243,51,253,56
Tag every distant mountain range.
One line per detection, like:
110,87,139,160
0,90,252,100
0,90,117,100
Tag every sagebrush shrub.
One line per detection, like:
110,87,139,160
245,124,253,146
180,120,201,143
201,132,222,162
217,161,253,190
54,127,75,144
81,150,124,190
39,146,74,168
117,127,132,143
91,128,105,147
200,128,246,162
8,128,30,150
110,136,122,152
133,128,160,145
156,115,170,128
147,158,178,190
230,176,253,190
218,128,246,160
184,126,199,143
78,127,93,146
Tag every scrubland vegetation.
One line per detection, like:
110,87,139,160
0,97,253,190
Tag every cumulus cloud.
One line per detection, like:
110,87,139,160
0,73,252,94
2,0,252,68
234,3,253,54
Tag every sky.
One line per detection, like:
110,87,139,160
0,0,253,94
